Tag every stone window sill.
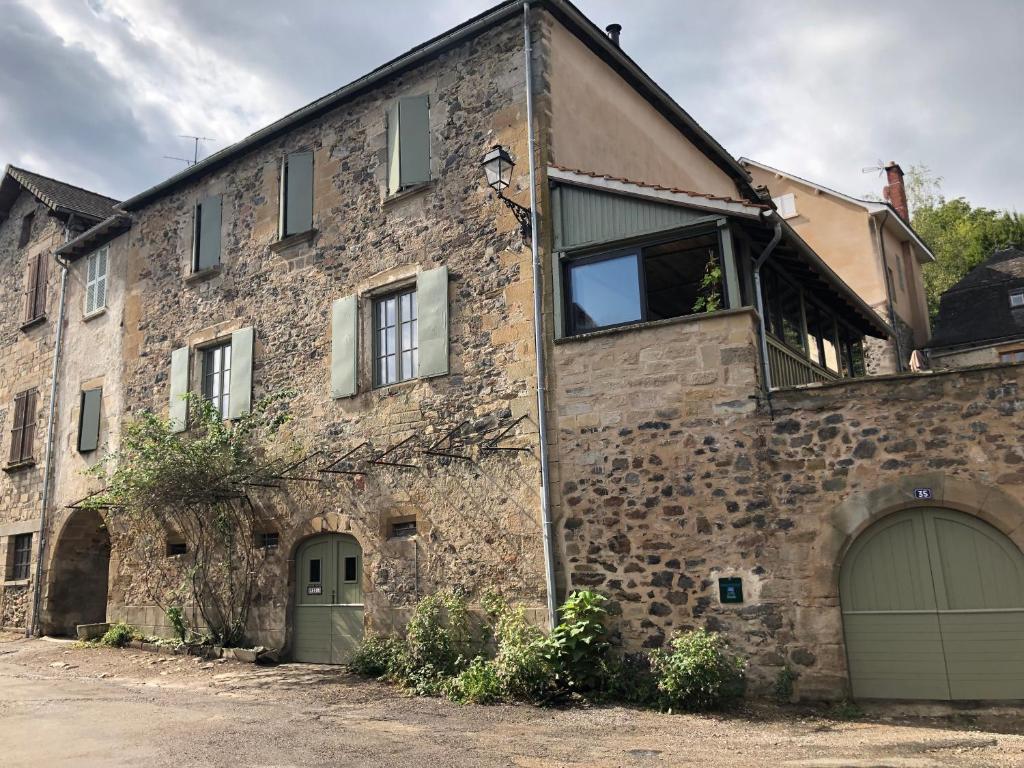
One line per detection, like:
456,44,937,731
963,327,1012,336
83,307,107,322
20,314,47,332
383,181,434,206
2,459,37,474
2,578,30,587
372,377,421,395
270,228,317,254
185,265,222,284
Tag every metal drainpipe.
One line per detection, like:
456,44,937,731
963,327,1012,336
28,219,74,636
523,0,558,630
875,209,904,371
753,213,783,394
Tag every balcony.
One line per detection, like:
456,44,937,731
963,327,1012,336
767,335,839,389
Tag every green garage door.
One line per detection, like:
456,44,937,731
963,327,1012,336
293,534,364,664
841,508,1024,700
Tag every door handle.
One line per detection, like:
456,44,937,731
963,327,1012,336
331,590,336,603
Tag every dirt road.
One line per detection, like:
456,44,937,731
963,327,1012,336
0,634,1021,767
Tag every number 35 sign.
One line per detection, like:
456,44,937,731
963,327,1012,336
914,488,933,500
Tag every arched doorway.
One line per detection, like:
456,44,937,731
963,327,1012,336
841,507,1024,700
45,509,111,636
292,533,363,664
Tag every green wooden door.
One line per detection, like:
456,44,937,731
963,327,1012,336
841,508,1024,700
293,534,364,664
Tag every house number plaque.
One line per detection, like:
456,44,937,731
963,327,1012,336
307,584,323,595
914,488,933,500
718,577,744,604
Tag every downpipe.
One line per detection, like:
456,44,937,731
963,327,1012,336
29,225,73,636
523,0,558,630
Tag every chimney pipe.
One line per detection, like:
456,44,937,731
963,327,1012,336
606,23,622,47
883,161,909,221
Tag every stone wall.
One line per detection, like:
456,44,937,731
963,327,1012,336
108,17,549,647
548,300,1024,698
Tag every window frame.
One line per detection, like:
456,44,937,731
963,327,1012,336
10,533,32,580
23,251,48,325
84,245,109,316
561,226,725,337
1010,289,1024,309
7,388,37,466
18,212,34,248
373,286,419,387
201,340,232,419
77,387,103,454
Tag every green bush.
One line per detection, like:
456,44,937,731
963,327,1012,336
450,656,503,704
404,591,474,678
603,652,661,707
349,634,406,678
100,622,139,648
544,590,610,694
166,606,188,643
479,592,553,703
650,628,746,711
774,666,797,703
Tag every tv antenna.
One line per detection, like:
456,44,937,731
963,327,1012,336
861,159,886,178
179,134,216,164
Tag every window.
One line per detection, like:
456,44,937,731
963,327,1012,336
256,531,279,549
386,95,430,195
192,195,222,272
85,246,108,315
166,540,187,556
374,288,418,386
7,389,37,466
280,151,313,237
308,558,321,583
391,520,417,538
18,212,34,248
772,193,797,220
343,556,358,583
840,336,866,378
999,350,1024,364
10,533,32,580
23,251,48,324
564,232,722,335
77,388,102,453
1010,290,1024,309
202,342,232,419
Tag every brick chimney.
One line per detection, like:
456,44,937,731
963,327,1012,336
883,161,909,221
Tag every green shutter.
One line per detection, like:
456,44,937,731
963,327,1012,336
386,101,402,195
285,151,313,235
331,295,358,398
78,388,102,453
196,195,222,270
228,327,253,420
416,266,449,378
399,95,430,188
169,346,189,433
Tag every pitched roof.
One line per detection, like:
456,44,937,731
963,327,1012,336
1,165,119,223
929,247,1024,351
121,0,757,211
738,157,935,263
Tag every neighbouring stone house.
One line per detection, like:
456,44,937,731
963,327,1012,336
0,165,118,630
741,158,934,375
6,0,1024,702
928,246,1024,368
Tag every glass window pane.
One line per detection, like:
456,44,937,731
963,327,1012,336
385,298,396,326
344,556,357,582
777,280,804,351
387,355,397,383
309,558,321,583
401,350,413,378
568,253,641,333
642,234,720,319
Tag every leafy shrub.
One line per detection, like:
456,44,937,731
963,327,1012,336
479,592,553,703
349,634,407,678
774,666,797,703
404,590,474,678
544,590,610,694
603,652,661,707
100,622,139,648
450,656,503,704
166,606,188,643
650,628,746,711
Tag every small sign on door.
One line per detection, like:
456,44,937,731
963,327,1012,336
914,488,933,500
307,584,323,595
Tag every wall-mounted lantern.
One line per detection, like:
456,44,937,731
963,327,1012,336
481,144,532,239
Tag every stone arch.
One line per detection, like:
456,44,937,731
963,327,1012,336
43,508,112,636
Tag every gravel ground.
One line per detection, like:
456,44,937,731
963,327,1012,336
0,632,1022,767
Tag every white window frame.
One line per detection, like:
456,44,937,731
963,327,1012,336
1010,289,1024,309
772,193,798,220
201,341,232,419
84,246,108,316
373,288,418,387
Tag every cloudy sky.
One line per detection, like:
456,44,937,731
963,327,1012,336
2,0,1021,210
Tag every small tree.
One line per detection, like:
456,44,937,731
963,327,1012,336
86,393,296,646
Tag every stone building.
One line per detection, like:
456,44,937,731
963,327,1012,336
0,165,118,630
741,158,934,375
6,0,1024,701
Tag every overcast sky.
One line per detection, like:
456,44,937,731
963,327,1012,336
2,0,1020,210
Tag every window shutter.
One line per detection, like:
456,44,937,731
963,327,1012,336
228,327,253,420
95,247,107,309
196,195,222,270
416,266,449,378
9,391,26,463
331,295,358,398
398,95,430,189
386,101,402,196
169,346,190,433
20,390,37,462
78,388,102,453
23,257,37,322
284,151,314,236
85,252,97,314
33,253,48,319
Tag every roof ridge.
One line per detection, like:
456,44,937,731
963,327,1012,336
8,164,120,205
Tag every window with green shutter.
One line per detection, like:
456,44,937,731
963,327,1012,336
373,288,418,387
23,251,48,324
280,151,314,237
77,388,102,453
192,195,222,272
85,246,108,316
386,95,431,195
7,389,37,466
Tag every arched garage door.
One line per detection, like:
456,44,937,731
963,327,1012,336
841,508,1024,700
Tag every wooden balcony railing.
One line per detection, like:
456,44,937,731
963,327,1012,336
766,335,839,389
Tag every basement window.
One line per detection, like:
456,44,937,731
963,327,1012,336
563,231,722,335
166,539,187,557
256,531,279,549
390,519,417,539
